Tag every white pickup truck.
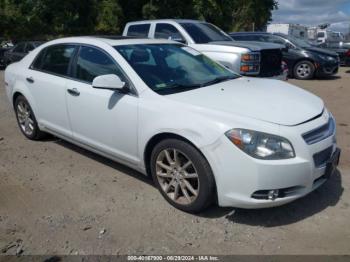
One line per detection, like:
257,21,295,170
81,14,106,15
123,19,287,80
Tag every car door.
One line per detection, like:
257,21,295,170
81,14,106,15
28,44,77,137
65,45,139,164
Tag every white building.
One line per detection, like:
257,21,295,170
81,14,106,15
267,23,308,39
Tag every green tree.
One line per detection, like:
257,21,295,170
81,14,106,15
1,0,278,40
95,0,123,34
231,0,278,31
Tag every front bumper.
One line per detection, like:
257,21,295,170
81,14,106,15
316,60,339,76
342,57,350,67
246,72,287,81
267,71,288,81
202,112,338,209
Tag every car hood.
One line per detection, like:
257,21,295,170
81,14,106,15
304,46,338,57
167,77,324,126
210,41,284,51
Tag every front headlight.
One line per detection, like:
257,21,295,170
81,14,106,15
225,129,295,160
240,52,260,74
318,54,335,61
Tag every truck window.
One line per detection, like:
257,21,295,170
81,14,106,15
127,24,150,37
155,23,185,42
180,22,232,44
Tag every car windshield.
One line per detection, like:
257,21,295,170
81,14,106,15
284,35,312,48
180,22,232,44
115,44,239,95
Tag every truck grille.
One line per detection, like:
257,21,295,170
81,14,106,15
258,49,282,77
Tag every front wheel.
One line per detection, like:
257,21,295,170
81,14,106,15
293,60,315,80
150,139,215,213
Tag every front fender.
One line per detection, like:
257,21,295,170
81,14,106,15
137,99,228,168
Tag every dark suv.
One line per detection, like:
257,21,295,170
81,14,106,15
229,32,339,80
3,41,44,67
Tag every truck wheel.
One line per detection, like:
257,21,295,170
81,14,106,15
150,139,215,213
294,60,315,80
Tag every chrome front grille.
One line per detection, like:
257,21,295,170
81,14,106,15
302,117,335,145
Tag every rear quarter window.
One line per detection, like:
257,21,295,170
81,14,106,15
31,44,76,76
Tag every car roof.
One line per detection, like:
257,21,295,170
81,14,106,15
44,36,180,47
127,19,206,24
229,32,287,38
230,32,271,35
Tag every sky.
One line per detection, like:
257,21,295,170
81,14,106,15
272,0,350,34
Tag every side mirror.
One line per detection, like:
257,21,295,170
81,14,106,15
92,74,126,91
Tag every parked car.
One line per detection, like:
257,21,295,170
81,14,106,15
0,47,9,68
0,39,13,68
230,32,340,80
313,42,350,67
5,37,340,212
3,41,44,66
123,20,287,80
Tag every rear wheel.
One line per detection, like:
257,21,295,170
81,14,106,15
150,139,215,213
14,95,46,140
293,60,315,80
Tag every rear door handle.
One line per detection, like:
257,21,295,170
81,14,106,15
67,88,80,96
26,77,34,83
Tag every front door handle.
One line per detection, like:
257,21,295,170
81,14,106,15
67,88,80,96
26,77,34,83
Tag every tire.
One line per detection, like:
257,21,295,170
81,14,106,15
14,95,46,140
293,60,315,80
150,138,215,213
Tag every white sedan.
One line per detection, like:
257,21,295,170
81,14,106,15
4,37,340,213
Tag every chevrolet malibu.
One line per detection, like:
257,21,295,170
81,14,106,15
4,37,340,213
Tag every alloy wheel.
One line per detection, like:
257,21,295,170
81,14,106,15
155,148,200,205
16,100,35,136
296,63,311,78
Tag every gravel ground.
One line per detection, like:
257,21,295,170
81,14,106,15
0,68,350,255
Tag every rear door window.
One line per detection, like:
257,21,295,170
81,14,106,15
127,24,150,37
155,23,185,42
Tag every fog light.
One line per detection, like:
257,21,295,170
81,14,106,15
268,190,279,200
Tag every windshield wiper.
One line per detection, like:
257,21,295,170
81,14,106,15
200,75,237,87
153,82,202,94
